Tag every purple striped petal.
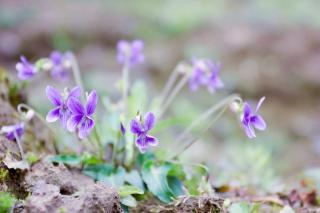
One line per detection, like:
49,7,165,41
243,102,251,118
130,118,143,134
251,115,267,130
136,136,147,153
67,97,85,115
86,90,97,115
46,86,63,106
67,114,83,132
144,112,155,131
46,107,60,123
243,124,256,139
78,117,94,139
68,86,81,99
146,135,158,146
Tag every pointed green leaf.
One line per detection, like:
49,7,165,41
125,170,145,190
82,164,113,180
100,167,126,187
120,195,137,207
119,185,144,197
50,154,82,166
141,161,174,203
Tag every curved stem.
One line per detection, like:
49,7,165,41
157,72,190,119
93,127,103,158
17,103,59,154
176,94,241,144
170,94,242,159
159,66,180,106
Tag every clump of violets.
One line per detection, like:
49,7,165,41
0,123,25,141
130,112,158,153
67,90,98,139
16,56,37,80
188,58,224,93
117,40,144,67
49,51,72,81
46,86,81,128
234,97,267,139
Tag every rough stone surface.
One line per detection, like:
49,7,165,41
17,159,122,213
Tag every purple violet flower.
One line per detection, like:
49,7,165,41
67,90,98,139
117,40,144,67
16,56,37,80
46,86,81,128
130,112,158,153
188,59,224,93
241,97,267,139
1,123,25,141
50,51,71,81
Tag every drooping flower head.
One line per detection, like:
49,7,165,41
16,56,37,80
46,86,81,128
130,112,158,153
189,59,224,93
117,40,144,67
241,97,267,139
67,90,98,139
49,51,72,81
0,123,25,141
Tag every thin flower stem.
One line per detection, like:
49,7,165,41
158,72,191,119
13,130,25,161
17,103,59,154
176,94,241,143
93,127,103,158
69,52,85,101
69,53,103,155
122,61,129,116
159,66,180,106
170,94,242,159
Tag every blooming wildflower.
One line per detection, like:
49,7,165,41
49,51,71,81
130,112,158,153
67,90,98,139
46,86,81,128
117,40,144,67
241,97,267,139
0,123,24,141
16,56,37,80
188,59,223,93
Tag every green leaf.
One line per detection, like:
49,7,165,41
167,176,184,197
141,161,174,203
82,164,113,180
125,170,145,190
0,192,15,213
120,195,137,207
100,167,126,187
26,152,40,165
136,152,155,167
81,153,103,165
119,185,144,197
50,154,82,166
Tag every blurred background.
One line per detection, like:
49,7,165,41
1,0,320,192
